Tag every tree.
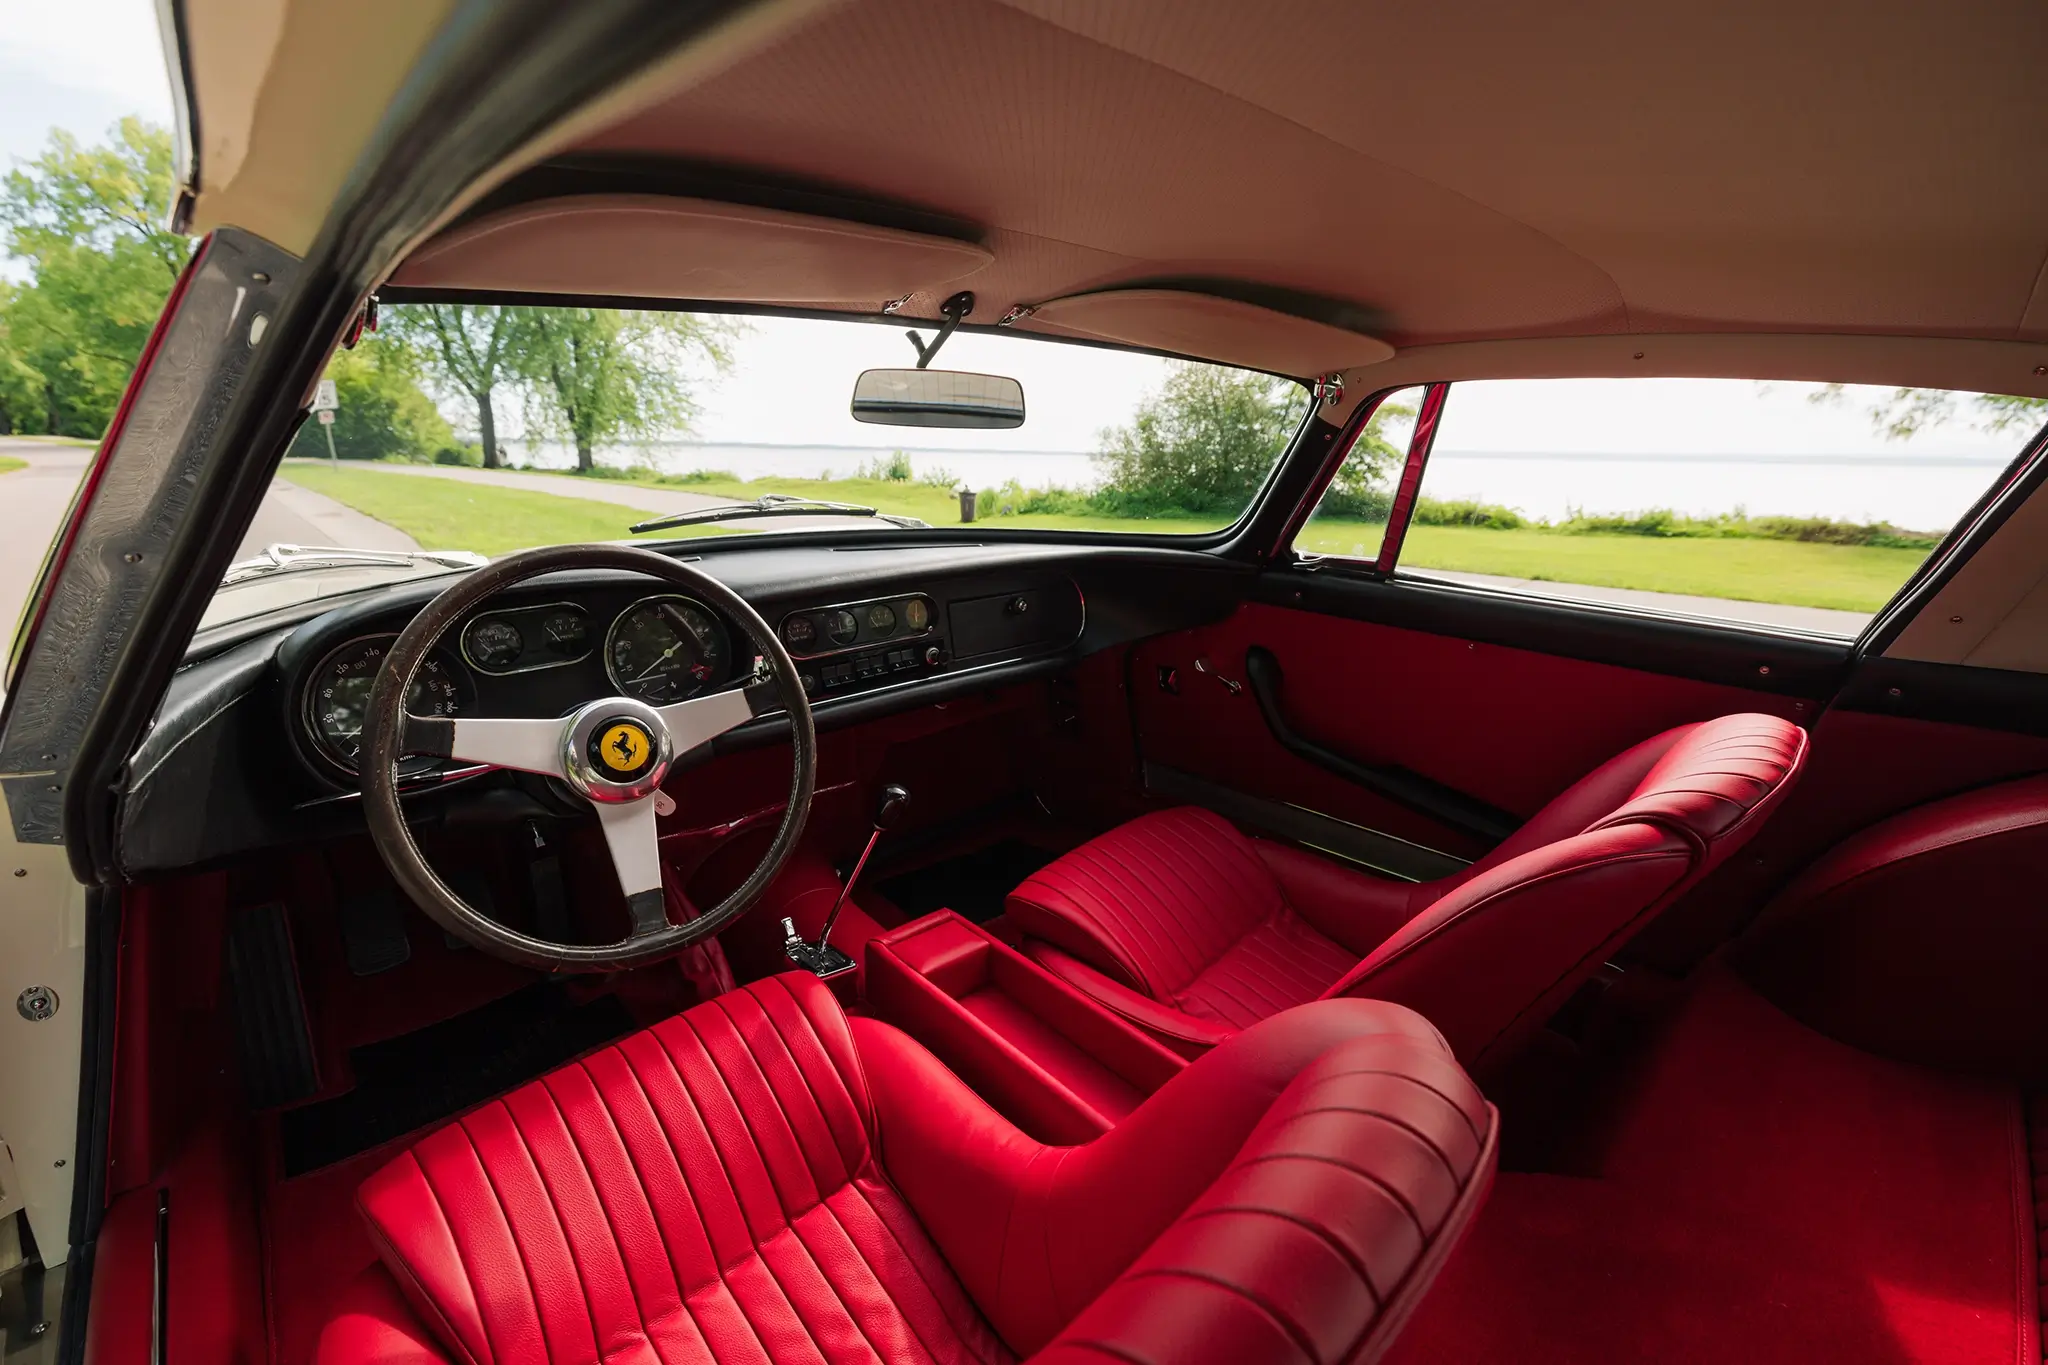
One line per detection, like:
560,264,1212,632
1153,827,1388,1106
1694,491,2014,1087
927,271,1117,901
1093,364,1309,515
1316,393,1416,519
1811,383,2048,441
0,120,190,436
383,303,522,467
515,308,735,472
283,340,460,462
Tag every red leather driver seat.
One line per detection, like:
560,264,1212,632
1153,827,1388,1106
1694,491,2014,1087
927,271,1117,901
1008,713,1806,1071
315,973,1496,1364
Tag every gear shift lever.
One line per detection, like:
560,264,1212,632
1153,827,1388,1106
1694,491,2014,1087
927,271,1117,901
783,784,909,979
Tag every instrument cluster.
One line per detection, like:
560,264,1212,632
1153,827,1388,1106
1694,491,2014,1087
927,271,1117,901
295,591,738,779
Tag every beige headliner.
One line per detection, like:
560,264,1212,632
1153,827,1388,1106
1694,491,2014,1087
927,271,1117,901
370,0,2048,386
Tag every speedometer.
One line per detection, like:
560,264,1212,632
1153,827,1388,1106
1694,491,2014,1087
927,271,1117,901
605,595,730,703
305,635,468,774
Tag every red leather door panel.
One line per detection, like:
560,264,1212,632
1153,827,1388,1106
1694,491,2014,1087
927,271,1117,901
1130,602,1811,857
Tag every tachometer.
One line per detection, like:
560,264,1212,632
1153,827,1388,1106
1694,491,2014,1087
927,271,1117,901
306,635,467,774
605,596,731,703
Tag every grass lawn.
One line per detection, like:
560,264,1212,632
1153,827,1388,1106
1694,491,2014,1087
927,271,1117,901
281,464,725,556
297,463,1926,613
1394,524,1926,612
0,456,26,475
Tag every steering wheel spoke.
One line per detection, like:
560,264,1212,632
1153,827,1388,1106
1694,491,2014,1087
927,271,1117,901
655,679,778,755
406,711,566,778
594,797,671,937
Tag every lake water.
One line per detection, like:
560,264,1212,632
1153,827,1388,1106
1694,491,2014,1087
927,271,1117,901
504,440,2009,533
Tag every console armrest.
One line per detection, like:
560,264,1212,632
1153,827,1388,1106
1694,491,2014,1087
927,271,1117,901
866,911,1187,1144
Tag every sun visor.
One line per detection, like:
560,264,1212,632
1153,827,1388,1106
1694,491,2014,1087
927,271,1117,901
1020,288,1394,376
389,194,993,302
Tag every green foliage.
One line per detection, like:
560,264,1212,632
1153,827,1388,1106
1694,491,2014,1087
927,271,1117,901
284,342,457,462
1092,363,1308,515
1810,383,2048,441
1551,505,1940,549
1314,395,1416,519
855,450,915,481
515,309,737,472
0,120,190,436
1411,496,1526,529
916,464,958,489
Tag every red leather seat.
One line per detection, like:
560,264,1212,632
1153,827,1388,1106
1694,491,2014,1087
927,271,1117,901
1008,713,1806,1070
315,973,1496,1364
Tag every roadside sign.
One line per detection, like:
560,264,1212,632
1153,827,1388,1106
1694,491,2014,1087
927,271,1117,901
317,410,336,425
312,379,339,412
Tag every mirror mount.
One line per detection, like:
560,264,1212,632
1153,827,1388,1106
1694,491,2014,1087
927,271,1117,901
904,290,975,370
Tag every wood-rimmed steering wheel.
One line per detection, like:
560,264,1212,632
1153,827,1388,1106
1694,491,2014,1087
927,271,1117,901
360,544,815,971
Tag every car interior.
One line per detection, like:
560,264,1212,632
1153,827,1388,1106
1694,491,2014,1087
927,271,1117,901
15,2,2048,1363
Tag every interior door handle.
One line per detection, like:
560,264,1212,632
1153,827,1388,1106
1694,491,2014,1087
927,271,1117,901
1242,646,1518,846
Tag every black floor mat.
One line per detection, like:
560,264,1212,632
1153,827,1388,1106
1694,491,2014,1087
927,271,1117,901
278,983,634,1175
874,838,1059,924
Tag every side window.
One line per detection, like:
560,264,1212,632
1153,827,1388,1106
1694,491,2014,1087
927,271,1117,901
1296,385,1429,563
1381,377,2030,636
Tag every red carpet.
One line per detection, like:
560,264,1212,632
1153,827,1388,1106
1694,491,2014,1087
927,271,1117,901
1388,972,2035,1363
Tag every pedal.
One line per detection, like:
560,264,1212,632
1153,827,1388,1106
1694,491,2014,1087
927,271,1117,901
226,903,320,1108
337,886,411,976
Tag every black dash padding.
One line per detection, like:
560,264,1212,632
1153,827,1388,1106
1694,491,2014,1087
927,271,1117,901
337,885,411,977
277,983,634,1175
226,904,320,1110
874,838,1059,924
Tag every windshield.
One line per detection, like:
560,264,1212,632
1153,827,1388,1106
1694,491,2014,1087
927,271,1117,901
215,305,1309,623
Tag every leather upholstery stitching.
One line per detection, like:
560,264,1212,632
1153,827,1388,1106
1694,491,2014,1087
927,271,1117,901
1176,1202,1384,1308
1118,1266,1322,1363
446,1119,556,1363
491,1097,613,1361
1235,1151,1428,1238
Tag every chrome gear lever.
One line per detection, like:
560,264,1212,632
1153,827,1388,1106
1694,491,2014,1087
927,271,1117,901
784,784,909,979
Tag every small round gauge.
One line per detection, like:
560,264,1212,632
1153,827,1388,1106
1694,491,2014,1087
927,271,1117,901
463,617,524,670
825,609,859,647
541,610,589,657
606,595,731,703
866,602,897,636
306,636,467,774
903,598,930,632
783,615,817,649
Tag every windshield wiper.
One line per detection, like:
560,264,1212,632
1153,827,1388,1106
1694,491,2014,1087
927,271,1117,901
629,495,931,535
220,543,488,587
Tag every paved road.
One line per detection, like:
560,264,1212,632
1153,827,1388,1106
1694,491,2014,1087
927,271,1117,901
0,440,418,652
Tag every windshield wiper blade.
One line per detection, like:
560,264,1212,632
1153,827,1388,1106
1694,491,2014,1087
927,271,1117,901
630,494,930,535
220,543,488,587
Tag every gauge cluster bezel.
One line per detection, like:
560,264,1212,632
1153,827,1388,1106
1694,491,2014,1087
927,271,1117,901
296,632,473,780
777,592,937,661
601,593,735,704
458,601,594,676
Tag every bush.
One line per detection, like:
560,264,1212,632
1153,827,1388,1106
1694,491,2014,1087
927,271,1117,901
432,442,483,466
916,464,958,489
1411,496,1526,529
857,450,915,481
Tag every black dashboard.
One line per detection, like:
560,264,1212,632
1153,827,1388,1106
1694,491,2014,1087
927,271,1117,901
119,540,1242,875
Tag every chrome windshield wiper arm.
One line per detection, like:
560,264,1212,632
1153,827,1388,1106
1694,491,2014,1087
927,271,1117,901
220,543,488,586
629,494,931,535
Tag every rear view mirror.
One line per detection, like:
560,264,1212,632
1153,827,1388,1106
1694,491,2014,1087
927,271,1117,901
850,368,1025,429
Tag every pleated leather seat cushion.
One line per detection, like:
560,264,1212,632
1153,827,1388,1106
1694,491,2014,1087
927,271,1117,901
353,974,1009,1365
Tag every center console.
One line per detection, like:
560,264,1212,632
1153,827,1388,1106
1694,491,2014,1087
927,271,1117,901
865,910,1187,1144
776,579,1084,701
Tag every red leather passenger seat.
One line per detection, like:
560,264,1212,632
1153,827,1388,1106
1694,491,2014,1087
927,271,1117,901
1009,713,1806,1069
315,973,1496,1364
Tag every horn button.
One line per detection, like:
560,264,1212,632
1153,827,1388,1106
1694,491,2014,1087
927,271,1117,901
562,697,673,802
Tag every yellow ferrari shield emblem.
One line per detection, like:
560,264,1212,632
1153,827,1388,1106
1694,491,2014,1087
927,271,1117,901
597,721,652,773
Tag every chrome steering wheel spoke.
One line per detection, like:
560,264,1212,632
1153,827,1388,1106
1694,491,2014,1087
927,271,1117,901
405,712,567,777
654,679,776,756
594,797,670,937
